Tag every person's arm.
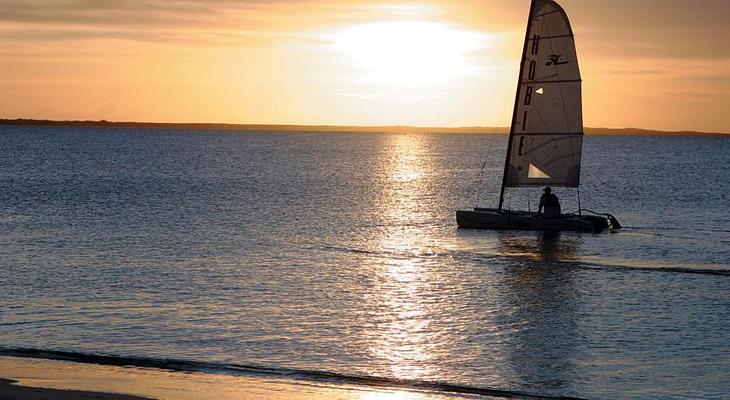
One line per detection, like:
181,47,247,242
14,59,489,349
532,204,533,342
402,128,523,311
537,195,545,215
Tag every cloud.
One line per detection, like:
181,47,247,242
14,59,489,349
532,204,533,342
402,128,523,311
0,1,249,26
0,0,398,28
5,0,725,60
0,27,283,47
0,0,329,46
0,0,415,46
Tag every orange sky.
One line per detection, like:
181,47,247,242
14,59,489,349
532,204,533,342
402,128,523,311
1,0,728,132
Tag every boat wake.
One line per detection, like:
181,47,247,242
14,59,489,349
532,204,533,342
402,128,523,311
0,347,583,400
316,242,730,277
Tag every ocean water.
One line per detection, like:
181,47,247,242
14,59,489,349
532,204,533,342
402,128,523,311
0,125,728,399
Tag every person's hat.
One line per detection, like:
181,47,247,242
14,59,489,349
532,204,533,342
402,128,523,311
543,186,551,192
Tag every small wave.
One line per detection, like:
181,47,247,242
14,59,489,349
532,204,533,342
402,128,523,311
316,244,452,259
571,257,730,276
608,229,659,237
0,347,584,400
618,227,730,241
646,226,730,234
447,248,730,277
316,244,382,256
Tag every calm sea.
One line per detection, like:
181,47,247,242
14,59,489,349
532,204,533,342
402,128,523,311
1,125,728,399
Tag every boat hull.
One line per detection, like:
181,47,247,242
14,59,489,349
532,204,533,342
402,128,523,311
456,208,610,232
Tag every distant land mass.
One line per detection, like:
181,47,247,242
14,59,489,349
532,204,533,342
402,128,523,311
0,118,726,136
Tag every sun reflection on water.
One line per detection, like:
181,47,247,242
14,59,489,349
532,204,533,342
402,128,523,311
365,133,441,381
390,139,423,183
381,134,434,234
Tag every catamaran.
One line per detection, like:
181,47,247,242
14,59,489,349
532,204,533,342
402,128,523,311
456,0,621,232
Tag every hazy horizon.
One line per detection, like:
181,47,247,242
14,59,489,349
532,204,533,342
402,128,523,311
1,0,728,132
2,117,728,135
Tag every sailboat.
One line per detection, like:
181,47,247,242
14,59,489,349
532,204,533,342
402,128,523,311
456,0,621,232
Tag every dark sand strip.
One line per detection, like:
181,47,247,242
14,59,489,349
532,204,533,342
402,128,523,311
0,378,151,400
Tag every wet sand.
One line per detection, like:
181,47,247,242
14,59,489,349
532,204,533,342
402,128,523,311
0,356,487,400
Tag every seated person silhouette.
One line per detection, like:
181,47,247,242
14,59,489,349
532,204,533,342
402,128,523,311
537,186,561,217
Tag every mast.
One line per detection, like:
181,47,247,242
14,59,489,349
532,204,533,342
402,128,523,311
498,0,536,210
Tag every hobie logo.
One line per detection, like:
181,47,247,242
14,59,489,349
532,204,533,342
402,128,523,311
546,54,568,66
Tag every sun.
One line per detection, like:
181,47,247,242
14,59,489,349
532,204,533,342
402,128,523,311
330,21,485,87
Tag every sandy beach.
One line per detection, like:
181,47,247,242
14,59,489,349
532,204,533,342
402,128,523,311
0,356,491,400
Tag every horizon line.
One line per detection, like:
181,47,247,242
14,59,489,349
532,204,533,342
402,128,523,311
0,118,727,136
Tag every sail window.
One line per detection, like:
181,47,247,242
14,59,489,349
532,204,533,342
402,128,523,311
528,164,551,178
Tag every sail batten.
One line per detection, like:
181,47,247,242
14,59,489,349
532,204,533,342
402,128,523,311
502,0,583,189
521,79,581,84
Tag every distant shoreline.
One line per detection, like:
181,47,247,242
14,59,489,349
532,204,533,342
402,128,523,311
0,118,726,136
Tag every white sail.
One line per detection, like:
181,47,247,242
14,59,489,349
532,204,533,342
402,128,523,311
456,0,621,231
504,0,582,187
